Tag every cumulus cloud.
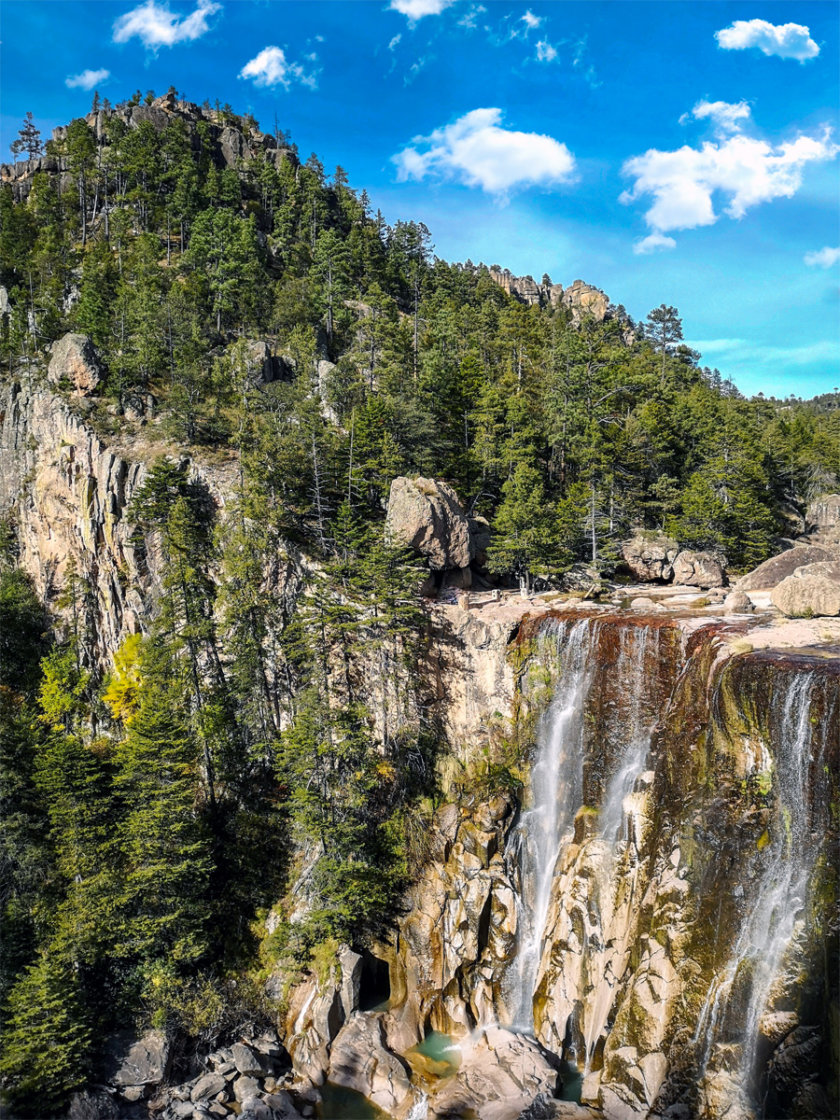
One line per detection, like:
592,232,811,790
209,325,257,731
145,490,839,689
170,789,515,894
389,0,454,21
521,10,541,30
805,247,840,268
634,232,677,255
113,0,220,48
621,126,838,245
536,40,558,62
688,99,752,134
393,107,576,194
66,68,111,90
239,45,317,89
715,19,819,61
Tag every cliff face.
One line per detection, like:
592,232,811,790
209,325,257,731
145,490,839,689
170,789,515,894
0,380,303,660
281,611,838,1120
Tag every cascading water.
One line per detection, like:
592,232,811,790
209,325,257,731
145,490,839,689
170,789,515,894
696,666,833,1114
598,624,658,846
504,617,595,1031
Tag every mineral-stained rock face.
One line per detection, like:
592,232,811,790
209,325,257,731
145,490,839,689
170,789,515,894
47,332,103,395
771,560,840,617
385,475,473,570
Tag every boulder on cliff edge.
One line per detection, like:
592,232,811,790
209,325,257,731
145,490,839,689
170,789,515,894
771,561,840,618
385,476,473,570
620,533,680,582
737,544,837,591
672,549,727,588
47,333,103,395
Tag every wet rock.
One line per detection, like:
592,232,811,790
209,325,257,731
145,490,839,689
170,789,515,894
671,550,727,588
620,533,679,582
104,1029,171,1088
771,561,840,617
47,332,104,395
427,1027,559,1120
767,1025,822,1096
263,1092,306,1119
327,1012,415,1116
737,544,837,591
385,476,472,569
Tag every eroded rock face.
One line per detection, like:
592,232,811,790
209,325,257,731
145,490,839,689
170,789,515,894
0,383,307,661
771,561,840,617
737,544,837,591
47,332,103,394
671,549,727,588
385,476,473,570
620,533,679,582
426,1027,560,1120
328,1013,417,1117
806,493,840,544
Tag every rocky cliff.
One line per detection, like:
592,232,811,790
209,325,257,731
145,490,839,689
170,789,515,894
275,608,838,1120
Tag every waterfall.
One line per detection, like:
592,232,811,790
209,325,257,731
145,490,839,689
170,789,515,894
598,624,657,846
504,617,595,1031
696,668,829,1110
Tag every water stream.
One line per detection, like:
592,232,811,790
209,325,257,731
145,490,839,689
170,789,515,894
696,668,829,1110
504,617,595,1031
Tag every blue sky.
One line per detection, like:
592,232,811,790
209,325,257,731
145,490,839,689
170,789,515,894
2,0,838,398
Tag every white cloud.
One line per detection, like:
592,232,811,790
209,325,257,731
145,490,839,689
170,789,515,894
113,0,220,49
521,10,541,30
536,40,557,62
715,19,819,61
621,127,838,239
393,107,576,194
458,5,485,30
388,33,402,50
805,246,840,268
239,46,317,89
66,68,111,90
634,232,677,255
689,99,752,134
389,0,454,21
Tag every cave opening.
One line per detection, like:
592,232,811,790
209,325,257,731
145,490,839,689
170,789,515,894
358,950,391,1012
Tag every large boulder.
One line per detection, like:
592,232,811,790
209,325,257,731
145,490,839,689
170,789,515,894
737,544,837,591
104,1029,171,1089
385,477,472,570
771,561,840,618
806,493,840,545
620,533,679,582
427,1026,560,1120
47,333,103,395
327,1012,417,1117
671,550,727,588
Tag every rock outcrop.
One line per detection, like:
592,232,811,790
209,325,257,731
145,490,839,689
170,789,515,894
771,560,840,617
47,333,103,395
0,382,306,660
805,493,840,545
385,476,475,573
671,549,727,588
620,533,680,582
